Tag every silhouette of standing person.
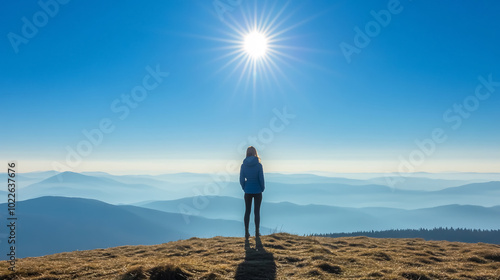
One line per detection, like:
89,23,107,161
240,146,265,238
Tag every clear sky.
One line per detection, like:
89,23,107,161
1,0,499,174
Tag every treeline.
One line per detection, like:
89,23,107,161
312,228,500,244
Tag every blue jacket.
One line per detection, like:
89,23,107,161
240,156,265,194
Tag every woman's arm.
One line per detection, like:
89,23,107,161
259,163,265,192
239,165,245,190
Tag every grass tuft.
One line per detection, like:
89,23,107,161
317,263,342,274
148,264,191,280
483,252,500,262
401,271,431,280
468,256,487,264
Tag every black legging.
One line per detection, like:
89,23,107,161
244,193,262,232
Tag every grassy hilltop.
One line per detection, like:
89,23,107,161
1,233,499,279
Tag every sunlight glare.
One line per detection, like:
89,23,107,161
244,31,268,59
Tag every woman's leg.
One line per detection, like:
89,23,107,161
244,193,253,235
254,193,262,235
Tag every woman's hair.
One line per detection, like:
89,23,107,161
246,146,260,161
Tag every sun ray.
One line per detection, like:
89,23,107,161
236,56,253,90
215,51,247,75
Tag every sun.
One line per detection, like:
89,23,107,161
205,1,318,94
243,31,268,59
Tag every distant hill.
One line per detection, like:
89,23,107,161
266,173,474,191
265,173,367,185
259,181,500,208
0,170,59,188
140,196,500,234
81,171,184,188
365,176,477,191
435,181,500,194
0,196,255,259
21,171,176,204
314,228,500,244
2,233,499,279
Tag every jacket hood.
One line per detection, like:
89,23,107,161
243,156,259,166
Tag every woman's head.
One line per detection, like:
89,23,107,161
246,146,260,161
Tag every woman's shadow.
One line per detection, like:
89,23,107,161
235,236,276,280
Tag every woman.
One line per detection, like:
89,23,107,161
240,146,265,238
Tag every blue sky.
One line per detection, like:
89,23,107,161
1,0,499,174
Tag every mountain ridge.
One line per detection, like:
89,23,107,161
140,195,500,234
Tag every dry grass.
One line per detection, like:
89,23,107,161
1,233,500,279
